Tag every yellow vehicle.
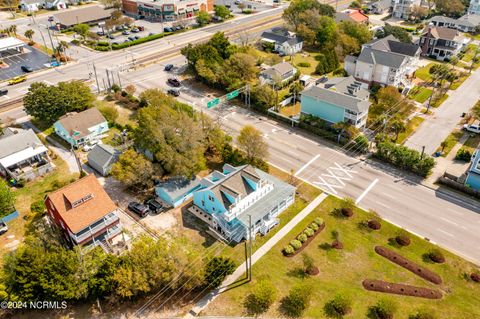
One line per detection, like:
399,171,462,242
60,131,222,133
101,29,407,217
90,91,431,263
8,76,27,85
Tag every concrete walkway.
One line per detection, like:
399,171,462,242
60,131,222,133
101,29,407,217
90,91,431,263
405,68,480,155
185,193,328,318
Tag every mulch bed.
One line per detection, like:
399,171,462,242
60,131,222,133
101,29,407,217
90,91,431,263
363,279,442,299
375,246,442,285
285,223,326,257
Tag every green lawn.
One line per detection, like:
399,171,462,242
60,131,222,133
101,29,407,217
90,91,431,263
450,75,469,90
436,130,463,157
431,93,449,108
204,196,480,319
462,133,480,154
415,63,439,82
396,116,424,144
289,53,319,76
461,44,478,63
409,87,433,103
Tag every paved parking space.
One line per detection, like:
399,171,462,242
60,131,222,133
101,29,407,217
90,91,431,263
0,47,51,81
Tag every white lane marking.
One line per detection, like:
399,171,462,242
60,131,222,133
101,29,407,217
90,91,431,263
294,154,320,177
382,193,395,199
355,179,379,205
331,162,358,178
437,229,455,237
440,216,458,226
313,176,339,194
447,208,463,216
322,168,349,186
1,95,10,100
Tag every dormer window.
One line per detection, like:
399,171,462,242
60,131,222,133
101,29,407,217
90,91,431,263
72,193,94,208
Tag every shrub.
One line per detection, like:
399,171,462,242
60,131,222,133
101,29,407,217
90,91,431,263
304,227,314,237
368,219,381,230
428,249,445,263
396,234,411,246
204,257,236,289
409,309,437,319
368,299,397,319
341,207,353,217
297,61,311,68
98,104,119,124
30,200,46,215
314,217,324,226
244,279,277,315
324,294,352,317
284,245,295,255
455,148,472,162
290,239,302,250
302,253,318,275
111,84,121,93
331,240,343,250
310,222,319,231
470,272,480,282
281,284,313,317
297,233,308,243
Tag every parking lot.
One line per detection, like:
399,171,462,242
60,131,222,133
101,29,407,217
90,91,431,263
0,47,51,81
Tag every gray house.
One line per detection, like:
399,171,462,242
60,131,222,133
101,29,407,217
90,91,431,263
367,0,392,14
430,14,480,33
87,144,120,176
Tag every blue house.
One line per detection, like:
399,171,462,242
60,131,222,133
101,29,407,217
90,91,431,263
300,76,371,128
53,108,109,148
189,164,296,243
465,149,480,190
155,177,203,208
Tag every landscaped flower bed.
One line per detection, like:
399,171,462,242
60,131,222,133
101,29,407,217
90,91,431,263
362,279,442,299
283,217,325,257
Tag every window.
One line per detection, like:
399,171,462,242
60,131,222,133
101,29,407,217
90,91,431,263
201,200,205,207
420,37,425,44
212,207,215,212
208,195,214,202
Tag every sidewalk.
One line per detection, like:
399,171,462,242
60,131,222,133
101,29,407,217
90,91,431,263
185,192,328,318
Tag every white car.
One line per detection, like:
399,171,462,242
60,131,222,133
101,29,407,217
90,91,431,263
463,123,480,134
82,140,101,151
0,221,8,235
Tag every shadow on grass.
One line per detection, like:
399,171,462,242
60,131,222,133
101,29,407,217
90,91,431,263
286,267,308,279
329,208,348,220
319,243,332,251
180,205,218,249
387,237,402,249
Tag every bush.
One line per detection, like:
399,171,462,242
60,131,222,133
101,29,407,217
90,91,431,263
341,207,353,217
304,227,314,237
98,104,119,124
470,272,480,282
284,245,295,255
244,279,277,315
71,39,81,45
297,233,308,243
309,222,319,231
324,294,352,317
30,200,45,215
396,234,411,246
110,32,167,50
428,249,445,263
290,239,302,250
368,299,397,319
281,284,313,317
368,219,381,230
111,84,121,93
204,257,236,289
409,309,437,319
314,217,324,226
297,62,311,68
455,148,472,162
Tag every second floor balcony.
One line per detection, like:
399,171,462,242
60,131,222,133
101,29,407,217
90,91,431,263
69,211,120,244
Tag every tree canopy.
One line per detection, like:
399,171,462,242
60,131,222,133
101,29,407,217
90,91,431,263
0,180,15,218
237,125,269,162
110,149,155,189
375,24,412,43
23,81,95,125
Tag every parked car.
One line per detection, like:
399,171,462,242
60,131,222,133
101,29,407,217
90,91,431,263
96,30,105,36
138,26,145,31
164,27,174,32
134,35,140,40
21,65,33,72
164,64,174,71
148,32,156,36
145,198,164,214
167,78,181,87
122,30,130,35
107,34,115,39
8,76,27,85
167,89,180,96
0,89,8,96
131,27,140,33
212,16,223,22
174,25,182,31
82,139,101,152
128,36,136,41
464,122,480,134
225,4,231,8
128,202,150,218
0,221,7,235
124,39,131,43
234,0,241,4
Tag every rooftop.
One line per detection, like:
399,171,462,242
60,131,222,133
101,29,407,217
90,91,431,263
53,5,113,26
46,174,117,233
261,28,303,46
422,26,460,40
57,108,107,139
157,176,201,201
87,144,120,168
364,35,420,57
262,62,296,78
0,37,25,51
335,9,369,23
0,128,46,160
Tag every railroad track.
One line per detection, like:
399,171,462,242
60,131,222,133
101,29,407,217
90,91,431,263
0,97,23,111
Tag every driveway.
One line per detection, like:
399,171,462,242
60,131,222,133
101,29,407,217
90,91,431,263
405,68,480,155
0,47,51,81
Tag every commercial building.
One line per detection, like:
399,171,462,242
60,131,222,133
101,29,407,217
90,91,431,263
53,5,114,28
122,0,214,22
45,174,122,248
0,37,26,54
300,76,371,128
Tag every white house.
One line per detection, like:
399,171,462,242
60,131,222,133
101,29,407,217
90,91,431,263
344,35,420,88
469,0,480,15
259,62,297,85
392,0,425,19
260,28,303,56
20,0,66,11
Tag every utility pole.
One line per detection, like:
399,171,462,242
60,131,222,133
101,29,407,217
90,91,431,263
92,62,100,93
420,145,425,160
71,143,83,176
248,214,252,281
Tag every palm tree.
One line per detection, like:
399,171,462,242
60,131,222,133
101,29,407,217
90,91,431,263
289,81,304,105
56,41,69,54
8,25,17,36
24,29,35,43
389,117,407,142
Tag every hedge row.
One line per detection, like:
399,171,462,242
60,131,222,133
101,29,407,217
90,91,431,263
283,218,324,256
94,32,172,51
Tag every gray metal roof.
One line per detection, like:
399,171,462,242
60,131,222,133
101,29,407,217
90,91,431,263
457,14,480,27
430,15,457,24
369,0,392,10
365,35,420,57
87,144,119,170
0,128,44,159
54,5,113,27
301,76,371,113
157,177,201,201
261,29,303,46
